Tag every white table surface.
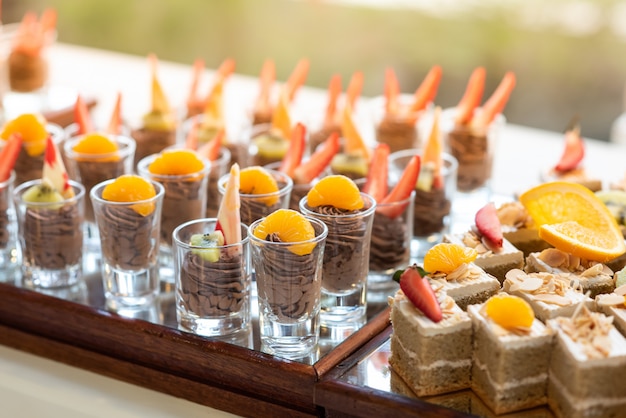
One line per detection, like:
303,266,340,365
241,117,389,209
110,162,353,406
2,42,626,417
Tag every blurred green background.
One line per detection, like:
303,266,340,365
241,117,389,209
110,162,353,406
4,0,626,141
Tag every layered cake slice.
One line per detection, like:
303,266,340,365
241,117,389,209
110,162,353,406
443,203,524,283
547,307,626,418
423,243,500,310
388,265,472,397
525,248,614,298
595,269,626,335
468,294,553,415
496,201,552,257
503,269,595,322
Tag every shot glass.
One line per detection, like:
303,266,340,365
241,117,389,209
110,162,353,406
13,180,85,288
173,219,251,338
389,148,458,259
64,134,136,257
12,122,65,186
218,167,293,227
300,193,376,327
249,216,328,358
137,153,211,284
246,123,290,168
368,191,415,292
264,161,323,212
90,179,165,309
0,170,20,282
370,94,425,153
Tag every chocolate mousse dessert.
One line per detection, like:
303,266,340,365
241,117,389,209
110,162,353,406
376,118,418,153
159,178,206,246
413,184,451,237
240,181,287,227
369,211,411,272
72,159,126,222
97,202,158,271
255,233,321,320
179,246,247,317
8,50,47,93
447,126,491,192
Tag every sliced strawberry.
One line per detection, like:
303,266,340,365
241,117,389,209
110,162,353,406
345,71,364,109
197,129,224,162
341,102,371,161
422,107,444,189
396,266,442,323
254,59,276,116
554,123,584,172
279,122,306,178
74,95,94,135
0,133,23,182
293,132,340,184
362,143,389,203
471,71,516,130
475,202,503,248
384,67,401,115
186,58,204,113
184,118,200,150
43,136,74,198
410,65,443,113
284,58,309,103
323,74,342,126
271,88,292,139
216,163,242,246
455,67,486,125
106,92,123,135
378,155,420,218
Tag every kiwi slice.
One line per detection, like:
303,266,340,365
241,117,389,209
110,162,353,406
330,153,368,178
22,183,65,208
253,133,289,159
189,231,225,262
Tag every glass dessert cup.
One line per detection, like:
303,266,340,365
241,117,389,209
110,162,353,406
90,179,165,310
9,122,65,186
389,148,458,261
246,123,290,168
0,170,20,283
137,153,211,287
13,180,85,289
131,124,179,170
368,191,415,297
299,193,376,330
370,94,426,153
64,134,136,272
442,107,504,232
218,168,293,227
173,219,251,339
249,216,328,359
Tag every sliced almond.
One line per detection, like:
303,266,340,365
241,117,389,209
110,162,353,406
596,293,626,306
517,276,544,292
532,293,573,306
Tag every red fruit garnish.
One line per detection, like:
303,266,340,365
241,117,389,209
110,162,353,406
279,122,306,178
455,67,486,126
197,128,224,162
471,72,516,129
322,74,342,127
284,59,310,103
0,133,23,182
475,202,503,248
378,155,421,219
410,65,443,113
362,143,389,203
396,266,442,323
554,122,584,172
74,94,94,135
293,132,340,184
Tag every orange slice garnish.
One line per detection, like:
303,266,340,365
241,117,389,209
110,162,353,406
148,149,205,176
72,133,120,162
1,113,48,156
423,243,478,274
484,294,534,330
102,175,157,216
306,175,363,211
239,166,279,206
253,209,316,255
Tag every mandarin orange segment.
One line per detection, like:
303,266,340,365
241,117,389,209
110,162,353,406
148,149,205,176
306,175,364,211
1,113,48,156
423,243,478,274
102,175,157,216
253,209,316,255
72,133,120,161
485,294,535,330
239,166,279,206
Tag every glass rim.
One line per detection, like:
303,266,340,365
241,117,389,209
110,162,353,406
299,192,377,219
0,170,16,188
217,167,294,198
137,152,212,181
173,218,250,250
90,177,165,205
14,179,85,206
248,215,328,248
388,148,459,175
64,134,136,161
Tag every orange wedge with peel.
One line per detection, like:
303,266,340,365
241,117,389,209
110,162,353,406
102,175,157,216
1,113,48,156
306,174,364,211
424,243,478,274
253,209,316,256
239,166,280,206
421,106,444,189
485,294,534,330
520,181,626,262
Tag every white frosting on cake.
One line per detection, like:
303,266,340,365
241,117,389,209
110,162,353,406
443,233,523,269
395,337,472,370
390,290,471,337
429,263,500,301
553,323,626,365
550,373,626,411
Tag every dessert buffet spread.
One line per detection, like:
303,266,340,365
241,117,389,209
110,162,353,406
2,7,626,418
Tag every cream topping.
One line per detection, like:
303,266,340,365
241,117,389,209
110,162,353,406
504,269,587,307
530,248,613,277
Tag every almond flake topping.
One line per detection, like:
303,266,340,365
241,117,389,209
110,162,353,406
537,248,613,276
430,263,482,282
496,201,534,229
505,269,583,306
596,293,626,307
554,307,614,359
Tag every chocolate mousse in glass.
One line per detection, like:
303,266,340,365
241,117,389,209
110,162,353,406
173,219,251,339
0,171,19,282
247,123,290,168
14,180,85,288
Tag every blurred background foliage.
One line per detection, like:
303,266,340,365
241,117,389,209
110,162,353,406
4,0,626,141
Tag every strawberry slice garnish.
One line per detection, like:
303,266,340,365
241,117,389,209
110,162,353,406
43,136,74,199
279,122,306,178
197,128,224,162
74,94,94,135
377,155,420,219
293,132,340,184
393,265,442,323
475,202,503,248
454,67,486,126
362,143,389,203
554,120,584,172
0,133,23,182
